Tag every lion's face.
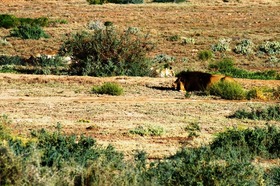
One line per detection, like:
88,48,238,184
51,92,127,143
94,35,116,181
173,77,186,92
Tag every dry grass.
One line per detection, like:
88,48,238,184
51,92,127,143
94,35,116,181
1,73,280,159
0,0,280,159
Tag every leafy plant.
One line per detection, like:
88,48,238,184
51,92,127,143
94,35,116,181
92,82,124,96
10,24,49,39
0,14,20,28
212,38,231,52
59,26,153,76
129,125,165,136
229,105,280,121
0,146,22,185
209,58,280,80
259,41,280,55
0,14,50,28
208,81,246,100
234,39,255,55
198,50,214,61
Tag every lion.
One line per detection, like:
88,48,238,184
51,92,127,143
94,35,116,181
173,71,235,92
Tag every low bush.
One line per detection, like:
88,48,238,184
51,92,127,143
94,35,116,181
208,81,246,100
129,125,165,136
259,41,280,55
229,105,280,121
92,82,124,96
209,58,280,80
211,125,280,159
198,50,213,61
59,26,153,76
0,55,68,75
10,24,49,39
0,14,50,28
211,38,231,52
0,146,22,185
1,118,280,185
234,39,255,55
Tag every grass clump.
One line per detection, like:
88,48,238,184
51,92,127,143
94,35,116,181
59,26,153,77
209,58,280,80
208,81,246,100
92,82,123,96
129,125,165,136
229,105,280,121
10,24,49,39
198,50,214,61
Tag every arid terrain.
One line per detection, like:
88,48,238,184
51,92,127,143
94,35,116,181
0,0,280,159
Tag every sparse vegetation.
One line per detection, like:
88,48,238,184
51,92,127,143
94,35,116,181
209,58,280,79
234,39,255,55
259,41,280,55
198,50,214,61
0,14,59,28
212,38,231,52
92,82,124,95
208,80,246,100
129,125,165,136
1,113,280,185
60,26,153,76
229,105,280,121
10,24,49,40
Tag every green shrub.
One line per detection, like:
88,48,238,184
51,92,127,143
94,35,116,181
229,105,280,121
267,167,280,186
0,55,23,66
234,39,255,55
0,146,22,185
92,82,124,96
209,58,280,80
208,81,245,100
129,125,165,136
10,24,49,39
148,147,264,186
0,14,20,28
212,38,231,52
259,41,280,55
210,125,280,159
59,27,153,76
0,14,50,28
0,115,12,141
198,50,213,61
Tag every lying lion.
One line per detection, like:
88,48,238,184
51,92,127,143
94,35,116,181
173,71,235,92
